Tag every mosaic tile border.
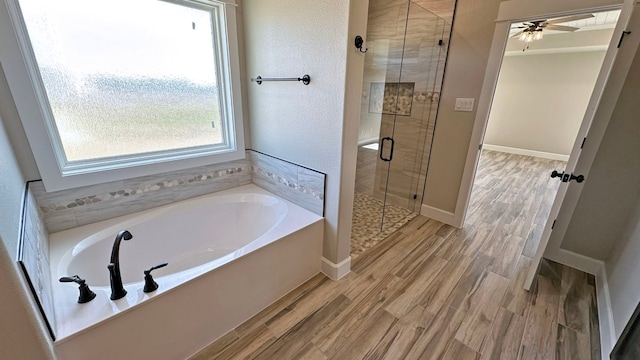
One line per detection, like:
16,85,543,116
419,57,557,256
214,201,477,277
251,166,324,202
37,167,246,215
33,159,251,233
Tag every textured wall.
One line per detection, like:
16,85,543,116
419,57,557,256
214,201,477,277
242,0,352,264
606,193,640,337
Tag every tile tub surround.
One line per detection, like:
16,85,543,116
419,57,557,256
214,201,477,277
18,184,56,339
33,159,251,233
248,150,325,216
34,151,325,233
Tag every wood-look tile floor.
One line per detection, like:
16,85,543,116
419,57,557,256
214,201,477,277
190,151,600,360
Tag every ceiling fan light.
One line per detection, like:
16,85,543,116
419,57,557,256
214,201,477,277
534,29,543,40
524,31,535,42
518,31,528,41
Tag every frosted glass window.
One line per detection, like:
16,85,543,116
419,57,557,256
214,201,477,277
18,0,229,162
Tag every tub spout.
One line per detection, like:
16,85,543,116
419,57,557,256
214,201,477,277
108,230,132,300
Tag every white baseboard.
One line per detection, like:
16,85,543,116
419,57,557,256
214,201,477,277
543,248,615,359
544,248,603,275
482,144,570,161
595,265,616,360
358,137,378,146
420,204,460,227
321,256,351,280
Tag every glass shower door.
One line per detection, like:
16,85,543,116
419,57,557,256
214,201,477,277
379,3,449,231
355,1,450,233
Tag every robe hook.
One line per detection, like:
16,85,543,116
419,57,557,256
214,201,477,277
355,35,368,53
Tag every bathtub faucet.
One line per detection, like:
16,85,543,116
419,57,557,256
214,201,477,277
108,230,132,300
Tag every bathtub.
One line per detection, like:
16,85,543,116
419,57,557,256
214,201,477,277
49,184,323,360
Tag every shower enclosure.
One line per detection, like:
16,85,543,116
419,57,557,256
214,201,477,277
355,0,452,230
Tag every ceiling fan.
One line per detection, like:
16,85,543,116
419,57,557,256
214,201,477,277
511,13,595,43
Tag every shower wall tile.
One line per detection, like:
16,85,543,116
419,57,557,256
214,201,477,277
19,185,56,339
248,150,325,216
364,0,451,213
34,157,252,233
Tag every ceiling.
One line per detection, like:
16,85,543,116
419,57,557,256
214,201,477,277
510,9,621,36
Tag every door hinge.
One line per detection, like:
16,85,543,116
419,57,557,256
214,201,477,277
618,30,631,48
580,137,586,149
479,144,483,150
551,219,557,230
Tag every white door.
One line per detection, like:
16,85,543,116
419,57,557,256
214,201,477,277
524,0,640,290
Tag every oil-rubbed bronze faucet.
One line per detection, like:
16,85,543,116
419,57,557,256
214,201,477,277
108,230,132,300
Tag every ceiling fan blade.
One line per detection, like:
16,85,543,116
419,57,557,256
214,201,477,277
510,30,524,38
546,13,594,24
545,24,580,32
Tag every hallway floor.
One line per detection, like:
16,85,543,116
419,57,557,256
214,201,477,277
190,151,600,360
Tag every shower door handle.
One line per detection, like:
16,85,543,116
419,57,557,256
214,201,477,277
379,137,395,162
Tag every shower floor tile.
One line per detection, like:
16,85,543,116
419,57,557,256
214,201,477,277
350,192,417,259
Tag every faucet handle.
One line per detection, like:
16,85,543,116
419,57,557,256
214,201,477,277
59,275,96,303
59,275,85,284
144,262,168,274
143,262,168,293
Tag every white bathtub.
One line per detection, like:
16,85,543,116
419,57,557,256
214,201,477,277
49,184,323,360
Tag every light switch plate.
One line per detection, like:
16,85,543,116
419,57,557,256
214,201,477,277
455,98,475,112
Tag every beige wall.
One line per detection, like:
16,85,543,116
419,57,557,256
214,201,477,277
606,192,640,337
242,0,366,268
560,37,640,260
484,49,606,156
423,0,505,212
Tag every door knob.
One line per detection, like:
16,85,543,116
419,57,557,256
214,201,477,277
551,170,585,183
569,174,585,183
551,170,564,179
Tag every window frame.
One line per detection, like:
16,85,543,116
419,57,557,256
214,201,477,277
1,0,245,192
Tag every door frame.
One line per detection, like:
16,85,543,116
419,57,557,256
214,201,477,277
454,0,624,229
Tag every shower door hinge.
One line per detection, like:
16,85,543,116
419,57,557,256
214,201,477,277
551,219,557,230
580,137,586,149
479,144,483,150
